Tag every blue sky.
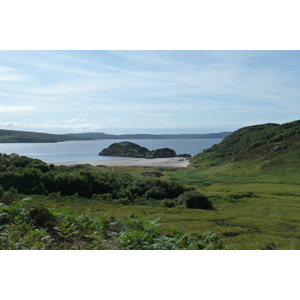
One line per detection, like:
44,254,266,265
0,50,300,134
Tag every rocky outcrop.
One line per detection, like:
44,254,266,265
178,153,192,158
145,148,177,159
98,141,190,159
98,141,149,158
271,144,289,153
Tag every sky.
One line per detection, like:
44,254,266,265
1,50,300,135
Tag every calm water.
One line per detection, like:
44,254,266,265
0,139,222,164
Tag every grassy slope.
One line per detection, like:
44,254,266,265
165,123,300,249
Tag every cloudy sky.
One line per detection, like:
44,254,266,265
0,50,299,134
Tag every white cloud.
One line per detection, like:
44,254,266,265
0,121,103,132
67,118,80,123
0,66,29,81
0,105,36,113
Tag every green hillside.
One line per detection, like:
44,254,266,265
187,119,300,183
201,120,300,158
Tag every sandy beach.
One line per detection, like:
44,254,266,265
54,157,190,168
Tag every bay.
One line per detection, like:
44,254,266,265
0,138,222,164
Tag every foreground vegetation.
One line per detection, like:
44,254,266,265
0,197,235,250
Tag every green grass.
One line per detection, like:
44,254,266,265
25,186,300,250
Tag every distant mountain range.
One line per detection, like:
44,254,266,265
0,129,231,143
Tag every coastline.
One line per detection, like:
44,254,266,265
53,157,190,167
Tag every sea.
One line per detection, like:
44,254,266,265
0,139,223,164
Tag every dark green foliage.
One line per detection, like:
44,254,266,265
227,192,258,200
0,185,3,199
160,199,176,208
1,187,20,205
177,191,212,209
29,206,56,229
0,153,205,209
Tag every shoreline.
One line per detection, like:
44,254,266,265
53,157,190,168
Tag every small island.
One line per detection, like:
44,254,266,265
98,141,149,158
98,141,190,159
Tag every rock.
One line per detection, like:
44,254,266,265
145,148,177,159
271,144,288,153
98,141,149,158
178,153,191,158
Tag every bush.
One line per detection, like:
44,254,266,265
29,206,57,229
160,199,176,208
1,187,20,205
177,191,212,209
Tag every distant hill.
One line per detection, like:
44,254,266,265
0,129,90,143
0,129,231,143
67,131,231,140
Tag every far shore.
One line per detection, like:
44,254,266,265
53,157,190,168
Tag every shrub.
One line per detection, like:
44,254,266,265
160,199,176,208
145,186,167,200
1,187,20,205
177,191,212,209
29,206,57,229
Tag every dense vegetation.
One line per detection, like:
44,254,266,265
0,153,212,209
